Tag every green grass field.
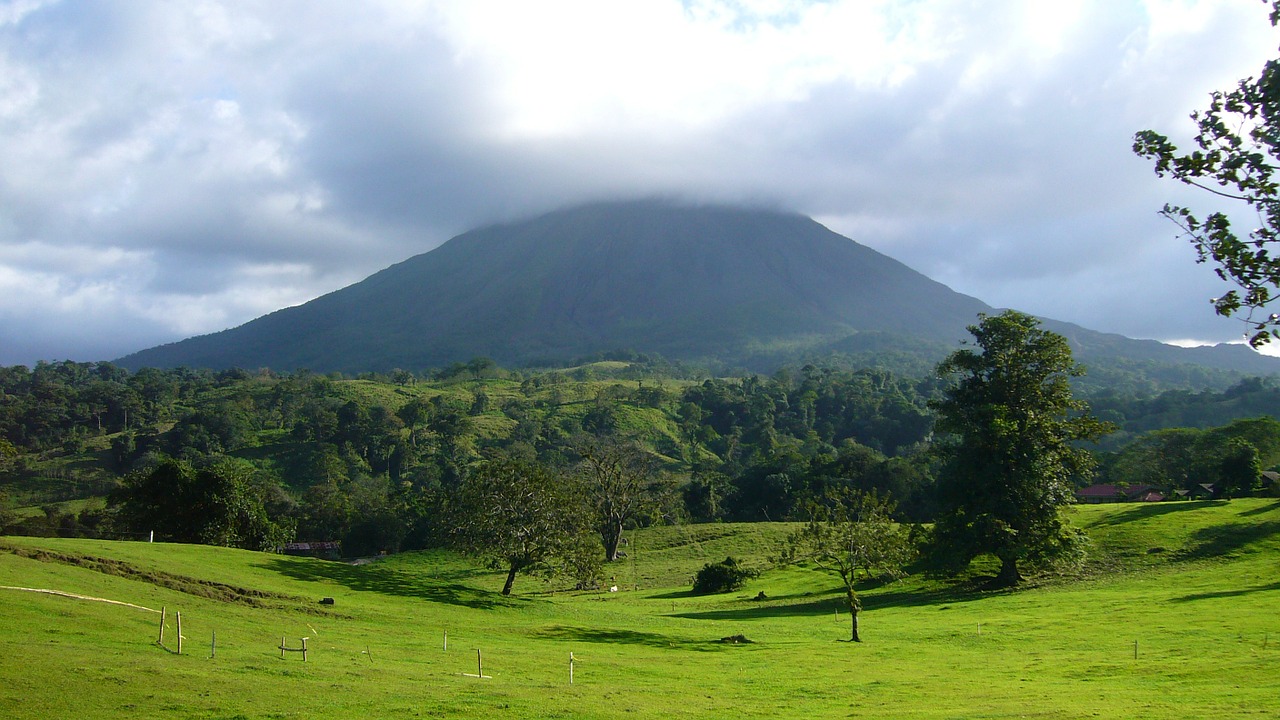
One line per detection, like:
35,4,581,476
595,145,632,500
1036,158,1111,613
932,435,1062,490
2,500,1278,719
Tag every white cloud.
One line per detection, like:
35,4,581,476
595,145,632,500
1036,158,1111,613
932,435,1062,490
424,0,943,140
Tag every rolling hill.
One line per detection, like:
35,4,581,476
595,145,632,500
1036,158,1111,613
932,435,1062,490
2,499,1279,718
116,200,1280,376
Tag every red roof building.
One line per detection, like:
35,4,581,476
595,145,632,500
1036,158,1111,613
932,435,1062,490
1074,484,1165,504
1074,484,1128,503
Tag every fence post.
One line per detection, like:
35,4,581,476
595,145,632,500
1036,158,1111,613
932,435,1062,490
158,607,166,645
302,637,308,662
176,612,182,655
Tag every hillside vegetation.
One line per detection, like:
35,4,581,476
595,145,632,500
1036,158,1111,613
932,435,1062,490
3,359,1279,556
2,499,1278,719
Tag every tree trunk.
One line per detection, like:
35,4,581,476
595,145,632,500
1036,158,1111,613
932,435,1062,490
995,555,1022,587
603,520,623,562
847,587,862,642
501,565,518,596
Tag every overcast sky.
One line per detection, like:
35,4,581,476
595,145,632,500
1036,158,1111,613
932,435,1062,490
2,0,1279,366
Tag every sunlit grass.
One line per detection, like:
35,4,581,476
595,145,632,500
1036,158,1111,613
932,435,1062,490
2,499,1279,718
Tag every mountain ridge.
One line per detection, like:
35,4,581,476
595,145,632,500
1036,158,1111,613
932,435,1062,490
117,200,1280,377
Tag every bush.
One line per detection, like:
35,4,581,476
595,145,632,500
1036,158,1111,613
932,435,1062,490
692,556,757,594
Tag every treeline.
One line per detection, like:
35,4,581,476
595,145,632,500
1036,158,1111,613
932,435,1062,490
1097,417,1280,496
1090,376,1280,447
1,359,1278,557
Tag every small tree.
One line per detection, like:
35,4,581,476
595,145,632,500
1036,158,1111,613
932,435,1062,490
781,488,914,642
1213,436,1263,498
451,457,598,596
572,435,659,562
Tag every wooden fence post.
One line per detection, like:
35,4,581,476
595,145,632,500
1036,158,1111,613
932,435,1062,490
301,637,308,662
158,607,166,645
176,612,183,655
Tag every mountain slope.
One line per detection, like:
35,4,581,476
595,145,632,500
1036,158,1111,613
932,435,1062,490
118,201,995,372
116,200,1280,376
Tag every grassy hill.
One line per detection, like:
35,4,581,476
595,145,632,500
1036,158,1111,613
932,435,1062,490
3,499,1279,718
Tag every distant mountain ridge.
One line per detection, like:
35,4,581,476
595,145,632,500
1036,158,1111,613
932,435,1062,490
117,200,1280,377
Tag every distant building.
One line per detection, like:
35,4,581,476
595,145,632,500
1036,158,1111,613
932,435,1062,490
280,541,342,558
1188,483,1217,501
1171,484,1219,501
1261,471,1280,496
1074,484,1165,504
1075,484,1128,504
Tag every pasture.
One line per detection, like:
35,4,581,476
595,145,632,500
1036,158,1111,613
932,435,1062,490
2,499,1278,719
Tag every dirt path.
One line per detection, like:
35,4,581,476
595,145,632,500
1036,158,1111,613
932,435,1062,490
0,585,159,612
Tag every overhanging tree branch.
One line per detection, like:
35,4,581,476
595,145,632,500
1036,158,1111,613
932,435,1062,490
1133,2,1280,347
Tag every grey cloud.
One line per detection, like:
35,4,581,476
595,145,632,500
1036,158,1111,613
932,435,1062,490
1,0,1277,366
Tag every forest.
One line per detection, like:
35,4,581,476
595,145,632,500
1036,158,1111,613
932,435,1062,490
1,355,1278,564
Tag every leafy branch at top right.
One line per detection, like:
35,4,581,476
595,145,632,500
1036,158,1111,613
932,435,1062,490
1133,0,1280,348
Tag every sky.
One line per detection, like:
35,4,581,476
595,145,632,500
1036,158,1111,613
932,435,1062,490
2,0,1280,366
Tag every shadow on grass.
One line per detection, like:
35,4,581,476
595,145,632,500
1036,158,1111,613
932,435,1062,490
650,576,854,602
1237,500,1280,517
648,589,699,600
670,583,985,622
1174,520,1280,561
1082,501,1229,527
1170,580,1280,603
672,596,841,621
531,625,727,651
262,555,503,610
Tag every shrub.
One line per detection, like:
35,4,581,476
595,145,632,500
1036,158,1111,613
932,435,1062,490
692,556,757,594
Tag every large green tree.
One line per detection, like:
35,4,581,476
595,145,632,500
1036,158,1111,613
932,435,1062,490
929,311,1112,586
109,457,293,550
1133,0,1280,347
451,457,599,596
